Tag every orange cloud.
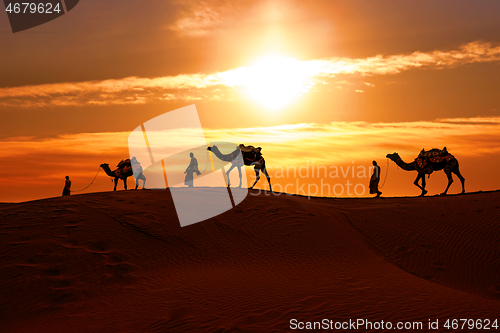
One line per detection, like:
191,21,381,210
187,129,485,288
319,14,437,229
1,42,500,108
168,1,238,37
315,41,500,76
3,117,500,162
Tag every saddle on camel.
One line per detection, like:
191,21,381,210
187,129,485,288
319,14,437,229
415,147,454,175
238,144,264,168
116,159,132,178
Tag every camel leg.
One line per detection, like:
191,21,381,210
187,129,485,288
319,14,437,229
250,169,260,189
441,170,453,196
123,178,128,191
226,164,237,186
237,166,242,188
261,166,272,192
114,177,118,191
421,174,427,196
414,173,427,196
453,165,465,194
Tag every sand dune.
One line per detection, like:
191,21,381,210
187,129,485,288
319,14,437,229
1,189,499,332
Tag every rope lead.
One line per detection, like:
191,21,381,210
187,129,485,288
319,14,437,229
378,158,390,189
71,167,102,192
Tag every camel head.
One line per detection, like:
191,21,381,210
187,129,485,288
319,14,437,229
100,163,109,167
386,152,400,162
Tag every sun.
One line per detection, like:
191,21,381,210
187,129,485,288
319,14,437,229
243,55,313,109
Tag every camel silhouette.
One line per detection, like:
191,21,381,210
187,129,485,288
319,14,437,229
386,151,465,196
207,145,272,191
100,161,146,191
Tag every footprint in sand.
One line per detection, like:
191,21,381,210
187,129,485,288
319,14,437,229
61,238,79,247
169,306,195,321
47,290,79,305
65,219,83,227
97,252,136,285
53,229,72,238
40,267,61,277
103,254,124,265
432,260,445,269
50,278,80,290
84,242,108,253
422,244,434,251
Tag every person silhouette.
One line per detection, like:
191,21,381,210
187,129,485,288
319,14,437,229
369,161,382,198
62,176,71,196
131,156,146,189
184,152,201,187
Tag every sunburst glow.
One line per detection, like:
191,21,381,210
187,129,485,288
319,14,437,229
244,56,314,109
218,55,318,109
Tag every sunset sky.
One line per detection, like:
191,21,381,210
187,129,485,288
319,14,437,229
1,0,500,202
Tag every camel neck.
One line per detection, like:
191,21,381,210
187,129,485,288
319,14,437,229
101,165,115,177
395,158,416,171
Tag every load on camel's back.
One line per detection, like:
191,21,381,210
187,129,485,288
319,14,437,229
416,147,455,174
238,144,264,168
116,159,132,178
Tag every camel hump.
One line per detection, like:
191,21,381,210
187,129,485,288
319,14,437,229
418,148,449,158
117,159,131,168
416,147,455,170
239,144,262,154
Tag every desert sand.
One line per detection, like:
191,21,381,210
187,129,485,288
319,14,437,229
1,189,499,332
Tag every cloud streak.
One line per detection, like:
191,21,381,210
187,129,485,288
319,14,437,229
3,116,499,165
1,41,500,107
168,0,238,37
